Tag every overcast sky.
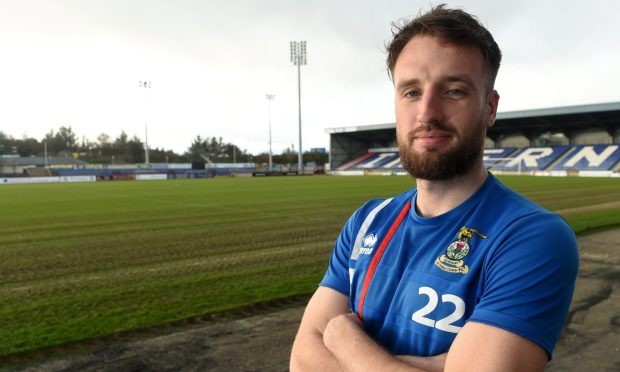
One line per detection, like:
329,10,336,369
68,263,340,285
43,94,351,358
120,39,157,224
1,0,618,155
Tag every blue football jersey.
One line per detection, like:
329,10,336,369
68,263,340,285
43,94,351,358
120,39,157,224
321,173,578,359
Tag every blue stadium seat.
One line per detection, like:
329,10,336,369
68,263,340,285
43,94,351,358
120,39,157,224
337,145,619,173
490,146,570,171
550,144,620,171
351,152,400,170
483,147,518,168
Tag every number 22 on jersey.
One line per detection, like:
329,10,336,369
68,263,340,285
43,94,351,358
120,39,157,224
411,286,465,333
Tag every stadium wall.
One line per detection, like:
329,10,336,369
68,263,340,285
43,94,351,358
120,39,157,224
495,134,530,148
572,130,614,145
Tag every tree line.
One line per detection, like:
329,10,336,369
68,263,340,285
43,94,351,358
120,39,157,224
0,126,328,165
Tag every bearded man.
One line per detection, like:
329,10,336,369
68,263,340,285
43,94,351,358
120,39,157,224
290,5,578,372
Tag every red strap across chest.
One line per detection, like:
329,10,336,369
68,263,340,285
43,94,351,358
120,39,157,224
357,199,411,320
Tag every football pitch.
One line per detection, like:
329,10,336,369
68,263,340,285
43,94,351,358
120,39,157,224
1,175,619,357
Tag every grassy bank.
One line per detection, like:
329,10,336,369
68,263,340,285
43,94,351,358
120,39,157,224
0,175,618,356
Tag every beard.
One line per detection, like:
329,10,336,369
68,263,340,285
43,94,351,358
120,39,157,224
398,118,486,181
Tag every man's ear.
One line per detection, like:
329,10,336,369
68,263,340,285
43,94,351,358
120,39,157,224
486,90,500,128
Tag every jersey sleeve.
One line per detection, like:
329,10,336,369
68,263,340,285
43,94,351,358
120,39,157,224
319,210,358,296
468,212,579,360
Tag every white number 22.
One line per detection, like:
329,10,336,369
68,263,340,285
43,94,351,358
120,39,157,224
411,286,465,333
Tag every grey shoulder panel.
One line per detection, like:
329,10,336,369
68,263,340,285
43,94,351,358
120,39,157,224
350,198,393,261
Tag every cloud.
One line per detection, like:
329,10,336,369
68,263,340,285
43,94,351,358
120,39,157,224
0,0,618,154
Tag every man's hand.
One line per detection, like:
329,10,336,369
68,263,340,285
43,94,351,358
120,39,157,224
322,312,364,352
323,312,444,372
291,288,445,372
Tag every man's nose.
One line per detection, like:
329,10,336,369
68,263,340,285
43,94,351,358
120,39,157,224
416,92,444,125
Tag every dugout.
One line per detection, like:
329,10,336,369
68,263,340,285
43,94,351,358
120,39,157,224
326,102,620,171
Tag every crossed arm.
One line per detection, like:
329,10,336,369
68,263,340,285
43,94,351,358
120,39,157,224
290,287,547,372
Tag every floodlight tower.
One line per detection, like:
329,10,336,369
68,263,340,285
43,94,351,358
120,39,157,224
266,94,275,171
290,41,307,175
138,80,151,164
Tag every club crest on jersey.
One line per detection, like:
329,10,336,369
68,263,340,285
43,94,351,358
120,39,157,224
359,233,377,255
435,227,487,274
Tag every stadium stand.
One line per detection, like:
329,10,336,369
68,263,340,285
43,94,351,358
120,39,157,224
327,102,620,177
337,144,620,173
1,156,256,182
49,163,256,179
0,156,86,176
345,151,401,171
550,144,620,171
489,145,571,172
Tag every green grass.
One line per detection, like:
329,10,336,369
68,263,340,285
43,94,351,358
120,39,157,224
0,175,618,357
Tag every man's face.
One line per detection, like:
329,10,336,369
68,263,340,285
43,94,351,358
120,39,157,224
393,36,499,180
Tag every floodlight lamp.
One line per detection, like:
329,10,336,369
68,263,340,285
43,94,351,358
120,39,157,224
290,41,297,64
299,41,307,65
290,40,308,66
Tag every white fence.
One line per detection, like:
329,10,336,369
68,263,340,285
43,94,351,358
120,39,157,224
1,176,96,185
135,174,168,181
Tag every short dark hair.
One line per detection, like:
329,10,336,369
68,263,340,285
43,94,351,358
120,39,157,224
386,4,502,91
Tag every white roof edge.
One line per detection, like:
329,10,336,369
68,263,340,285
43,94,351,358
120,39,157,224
325,122,395,134
325,102,620,133
496,101,620,120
